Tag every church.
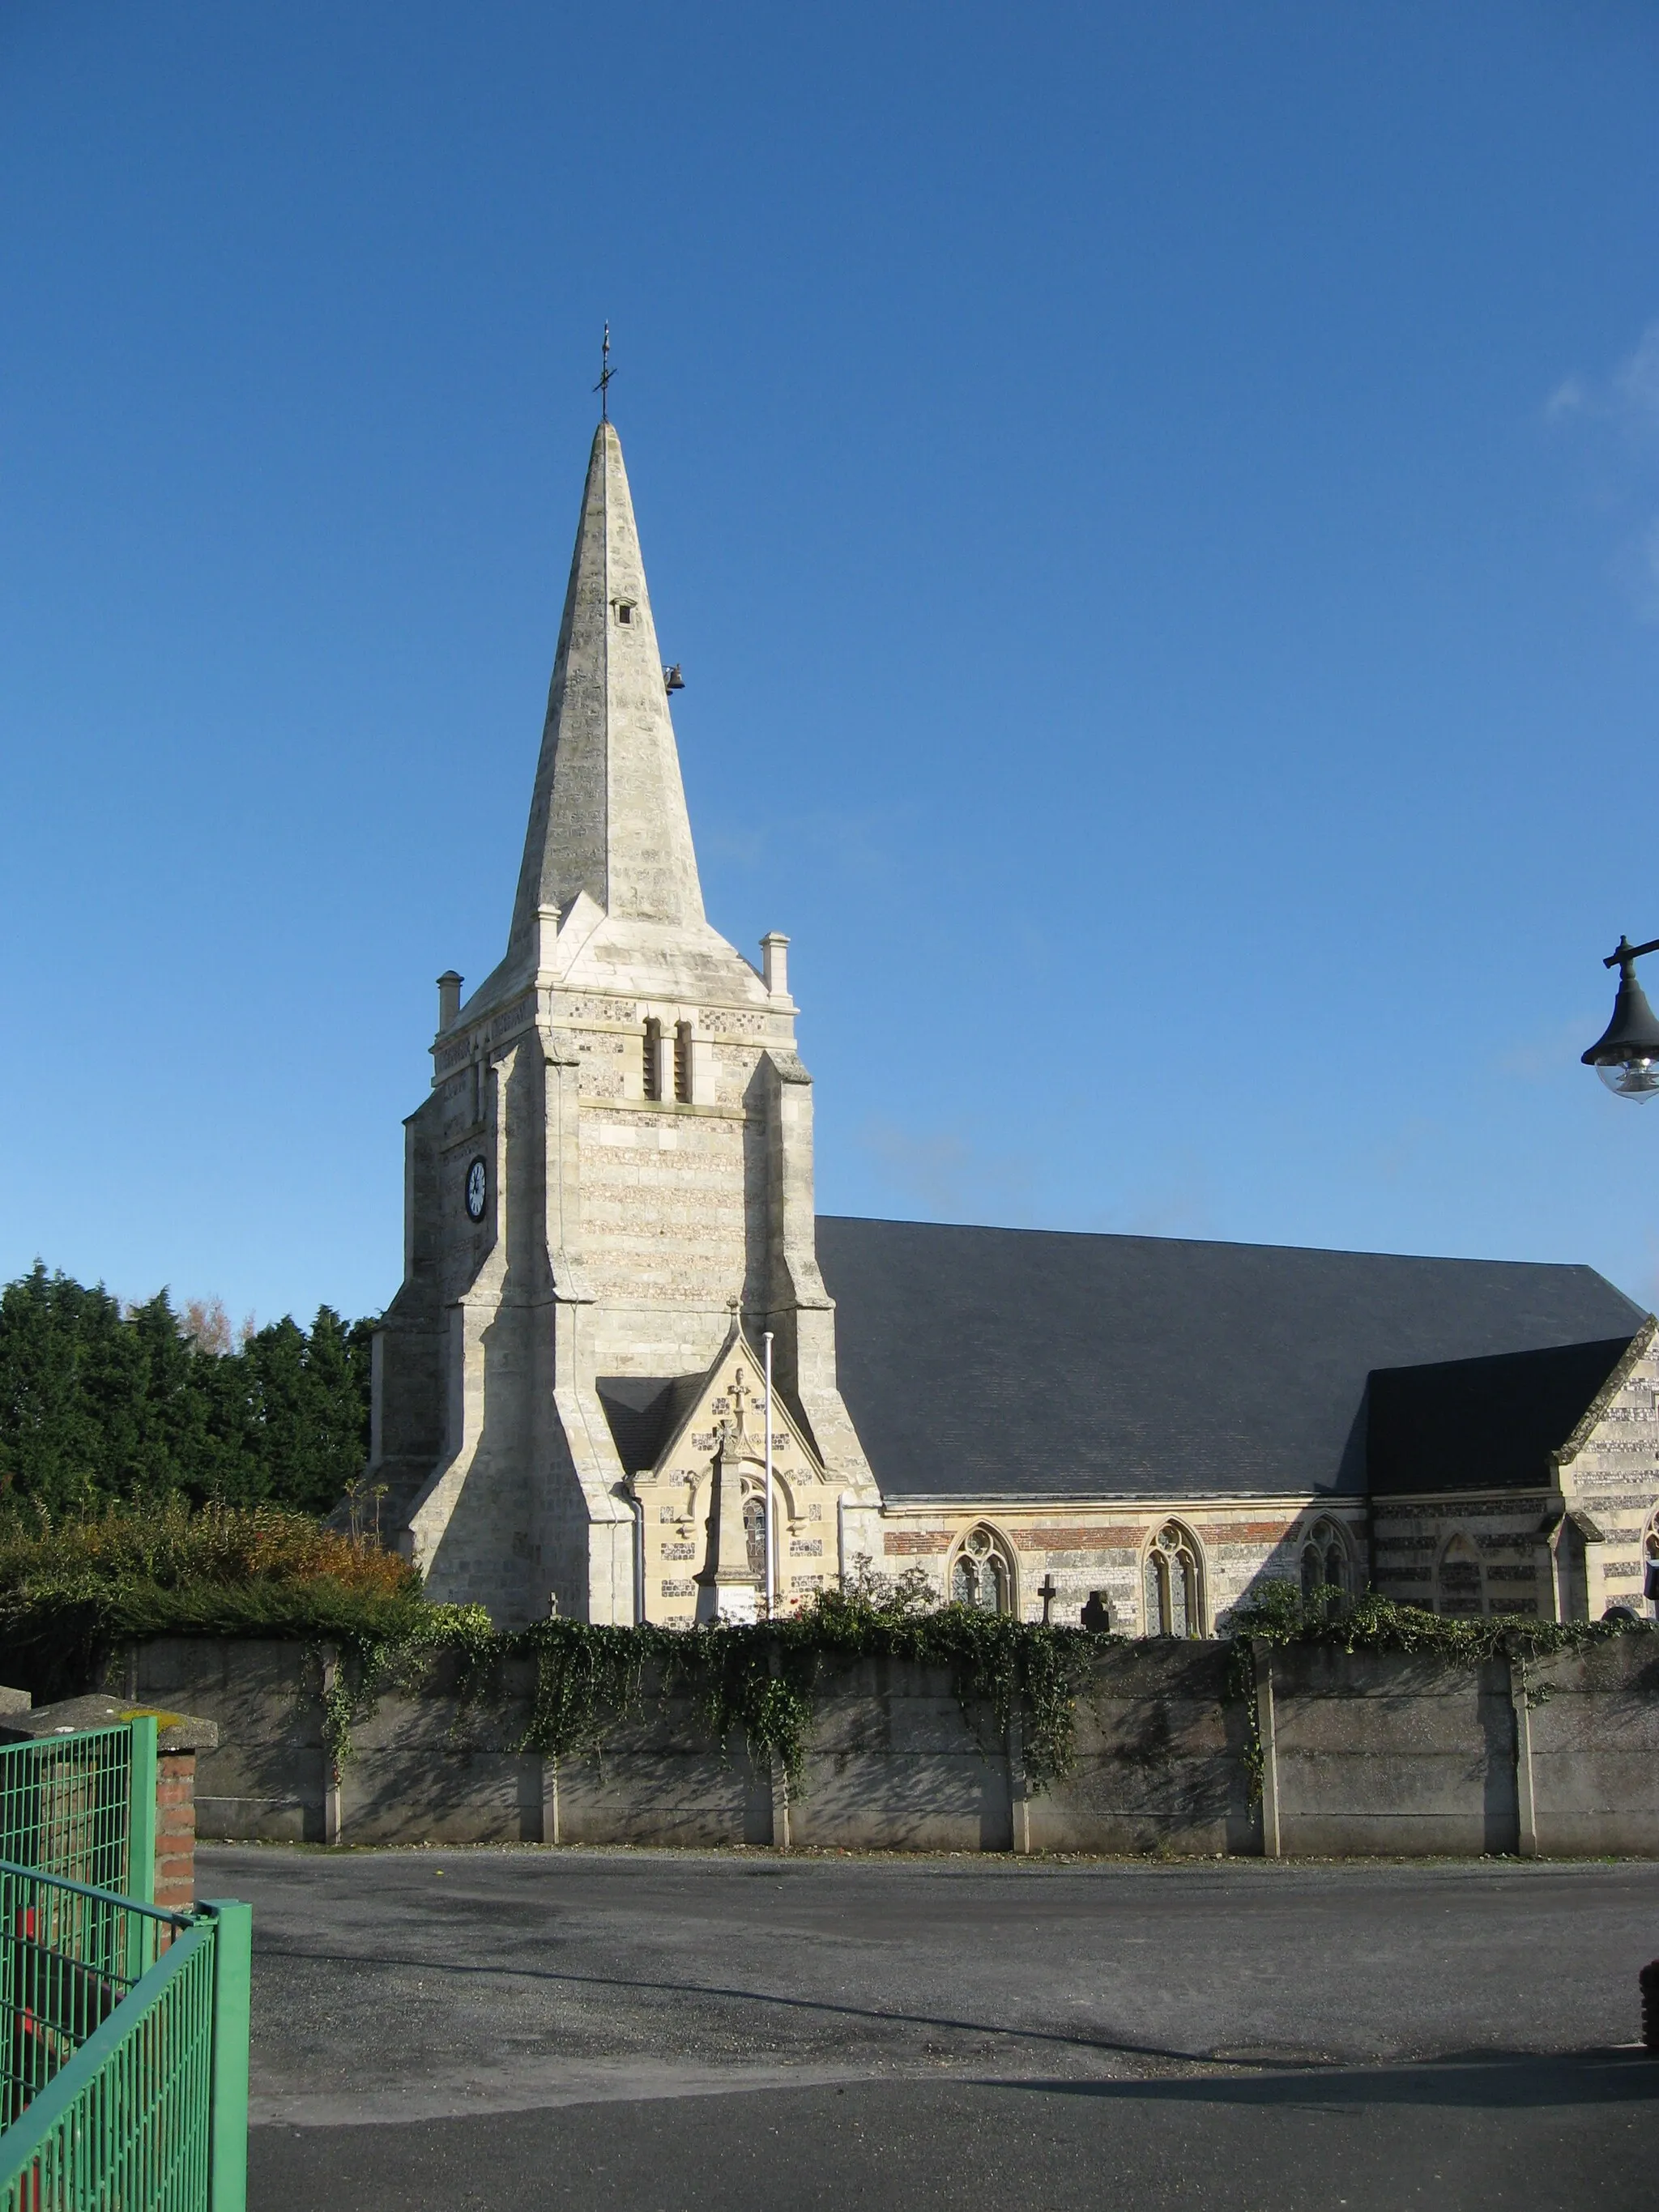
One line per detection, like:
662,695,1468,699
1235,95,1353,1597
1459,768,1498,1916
370,416,1659,1635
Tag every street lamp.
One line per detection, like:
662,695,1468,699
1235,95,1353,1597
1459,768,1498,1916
1583,936,1659,1102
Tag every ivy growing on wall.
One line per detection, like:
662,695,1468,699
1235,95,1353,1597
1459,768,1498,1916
309,1572,1102,1793
315,1581,1657,1799
1222,1583,1657,1802
1229,1579,1655,1661
4,1502,1653,1813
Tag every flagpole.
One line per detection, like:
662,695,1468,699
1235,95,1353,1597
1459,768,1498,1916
763,1331,775,1619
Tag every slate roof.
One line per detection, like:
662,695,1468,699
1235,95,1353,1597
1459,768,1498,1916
813,1217,1646,1502
596,1375,707,1477
1367,1337,1637,1497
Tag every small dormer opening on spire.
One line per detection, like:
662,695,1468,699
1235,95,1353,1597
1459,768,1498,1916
613,599,636,625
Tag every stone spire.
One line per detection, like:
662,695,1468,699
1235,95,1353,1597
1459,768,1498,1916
510,422,706,946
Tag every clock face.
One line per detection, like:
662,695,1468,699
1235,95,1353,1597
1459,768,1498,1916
464,1157,488,1222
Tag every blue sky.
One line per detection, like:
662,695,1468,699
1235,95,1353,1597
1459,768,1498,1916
3,2,1659,1327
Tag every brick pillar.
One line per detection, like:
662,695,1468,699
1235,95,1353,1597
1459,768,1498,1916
155,1750,199,1910
0,1693,220,1909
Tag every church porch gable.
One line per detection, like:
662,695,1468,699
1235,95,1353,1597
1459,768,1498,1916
624,1332,846,1625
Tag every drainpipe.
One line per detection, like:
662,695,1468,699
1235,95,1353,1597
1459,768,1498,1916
763,1332,775,1620
629,1493,646,1626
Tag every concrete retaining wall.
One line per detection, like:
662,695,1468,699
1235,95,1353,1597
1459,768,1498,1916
1522,1636,1659,1856
88,1632,1659,1858
1258,1647,1521,1856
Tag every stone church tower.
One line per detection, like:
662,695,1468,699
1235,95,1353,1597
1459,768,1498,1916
372,420,881,1625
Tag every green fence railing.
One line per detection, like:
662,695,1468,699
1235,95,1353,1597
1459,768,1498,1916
0,1724,156,1904
0,1862,249,2212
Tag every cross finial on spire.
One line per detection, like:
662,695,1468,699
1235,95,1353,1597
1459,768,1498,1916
593,322,614,422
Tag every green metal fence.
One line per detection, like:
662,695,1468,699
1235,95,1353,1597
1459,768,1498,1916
0,1725,156,1905
0,1862,249,2212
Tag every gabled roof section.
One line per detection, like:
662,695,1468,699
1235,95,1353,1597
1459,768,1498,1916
1367,1336,1640,1496
510,420,704,948
1555,1315,1658,1468
813,1216,1646,1502
598,1336,824,1485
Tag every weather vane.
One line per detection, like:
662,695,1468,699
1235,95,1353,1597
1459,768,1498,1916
593,322,615,421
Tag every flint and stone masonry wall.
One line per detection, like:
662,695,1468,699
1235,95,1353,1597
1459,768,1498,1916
108,1632,1659,1859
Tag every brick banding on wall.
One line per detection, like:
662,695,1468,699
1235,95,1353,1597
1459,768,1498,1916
1013,1527,1152,1551
155,1751,200,1911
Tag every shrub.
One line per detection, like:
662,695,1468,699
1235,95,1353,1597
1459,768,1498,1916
0,1498,423,1698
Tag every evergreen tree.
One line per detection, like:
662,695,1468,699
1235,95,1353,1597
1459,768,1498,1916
0,1266,376,1518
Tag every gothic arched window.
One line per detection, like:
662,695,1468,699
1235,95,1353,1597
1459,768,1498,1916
674,1021,693,1104
951,1526,1012,1613
1644,1511,1659,1619
1301,1519,1350,1606
1436,1532,1483,1619
1144,1523,1203,1638
743,1494,768,1578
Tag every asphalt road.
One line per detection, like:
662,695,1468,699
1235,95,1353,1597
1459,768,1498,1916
204,1843,1659,2210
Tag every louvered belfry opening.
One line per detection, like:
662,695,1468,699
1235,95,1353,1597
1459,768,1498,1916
643,1017,663,1102
674,1021,693,1104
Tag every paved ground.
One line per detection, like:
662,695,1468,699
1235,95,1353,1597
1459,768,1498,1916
205,1843,1659,2210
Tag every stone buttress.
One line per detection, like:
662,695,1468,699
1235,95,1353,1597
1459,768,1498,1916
371,420,880,1624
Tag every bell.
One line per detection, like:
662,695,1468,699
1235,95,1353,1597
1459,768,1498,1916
663,663,685,695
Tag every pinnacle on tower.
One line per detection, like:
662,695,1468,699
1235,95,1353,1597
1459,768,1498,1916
510,422,705,946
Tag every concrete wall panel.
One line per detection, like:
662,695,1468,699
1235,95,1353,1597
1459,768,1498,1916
1269,1648,1518,1856
131,1637,327,1844
1525,1640,1659,1856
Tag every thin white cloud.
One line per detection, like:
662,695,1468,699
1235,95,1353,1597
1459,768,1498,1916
1547,320,1659,431
1613,322,1659,434
1609,513,1659,627
1639,518,1659,624
702,804,906,883
1371,1116,1437,1187
858,1117,1032,1220
1546,316,1659,621
1499,1016,1601,1084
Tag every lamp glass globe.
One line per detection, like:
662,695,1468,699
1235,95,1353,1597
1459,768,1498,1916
1596,1056,1659,1102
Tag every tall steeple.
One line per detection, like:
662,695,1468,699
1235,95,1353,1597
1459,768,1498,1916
380,407,882,1628
510,422,705,946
